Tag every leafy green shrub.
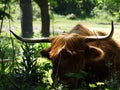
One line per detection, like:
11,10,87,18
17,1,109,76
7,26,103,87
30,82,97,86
91,6,113,21
12,43,52,89
0,34,19,73
0,36,14,60
0,34,20,90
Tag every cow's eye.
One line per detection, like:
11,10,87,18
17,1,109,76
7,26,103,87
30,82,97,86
61,52,72,59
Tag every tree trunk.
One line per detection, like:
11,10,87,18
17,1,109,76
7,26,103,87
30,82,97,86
34,0,50,37
20,0,33,38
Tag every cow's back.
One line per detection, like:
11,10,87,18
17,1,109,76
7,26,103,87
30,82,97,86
71,23,120,82
69,24,94,36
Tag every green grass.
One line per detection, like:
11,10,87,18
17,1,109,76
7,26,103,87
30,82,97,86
2,14,120,37
34,14,120,35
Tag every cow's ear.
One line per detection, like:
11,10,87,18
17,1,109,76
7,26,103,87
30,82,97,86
40,47,51,59
85,46,104,61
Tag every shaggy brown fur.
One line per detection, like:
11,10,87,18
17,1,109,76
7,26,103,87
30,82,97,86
40,23,120,88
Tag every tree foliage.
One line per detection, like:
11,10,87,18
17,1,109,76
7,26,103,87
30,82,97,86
91,0,120,20
0,0,16,20
51,0,120,20
52,0,97,16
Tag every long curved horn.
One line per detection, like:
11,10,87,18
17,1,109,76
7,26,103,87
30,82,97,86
10,30,51,43
85,21,114,42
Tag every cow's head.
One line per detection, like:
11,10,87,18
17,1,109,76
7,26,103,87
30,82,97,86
10,21,114,87
41,33,105,61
